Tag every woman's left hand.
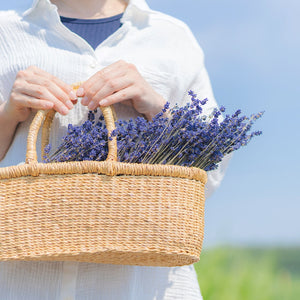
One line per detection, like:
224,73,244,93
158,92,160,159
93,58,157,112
77,60,166,120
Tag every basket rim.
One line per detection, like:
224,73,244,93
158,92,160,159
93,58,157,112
0,249,200,267
0,160,207,183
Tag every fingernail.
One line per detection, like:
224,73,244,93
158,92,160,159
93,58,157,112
66,100,74,109
76,87,85,97
61,107,69,115
99,99,108,106
69,90,77,101
81,96,88,105
88,101,96,110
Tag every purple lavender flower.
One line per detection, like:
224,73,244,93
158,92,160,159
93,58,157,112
44,94,263,172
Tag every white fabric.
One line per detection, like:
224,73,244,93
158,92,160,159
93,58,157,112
0,0,229,299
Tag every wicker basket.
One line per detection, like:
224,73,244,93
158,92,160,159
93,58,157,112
0,104,207,267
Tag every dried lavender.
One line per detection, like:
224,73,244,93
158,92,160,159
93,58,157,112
44,92,263,171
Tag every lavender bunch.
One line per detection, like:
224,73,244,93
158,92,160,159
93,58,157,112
44,92,263,171
44,111,109,163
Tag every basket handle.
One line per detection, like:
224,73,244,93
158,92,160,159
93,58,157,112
25,98,118,164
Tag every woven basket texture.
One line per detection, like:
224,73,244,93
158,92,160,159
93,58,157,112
0,102,207,267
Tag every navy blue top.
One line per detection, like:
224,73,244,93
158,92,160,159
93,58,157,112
60,13,123,50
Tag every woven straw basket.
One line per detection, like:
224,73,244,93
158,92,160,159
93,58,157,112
0,99,207,267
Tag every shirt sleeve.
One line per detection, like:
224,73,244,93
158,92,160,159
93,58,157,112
187,66,232,198
169,22,232,198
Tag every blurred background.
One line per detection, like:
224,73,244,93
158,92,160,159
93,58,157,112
147,0,300,299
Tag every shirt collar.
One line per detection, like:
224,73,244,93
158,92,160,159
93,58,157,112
23,0,51,17
127,0,150,11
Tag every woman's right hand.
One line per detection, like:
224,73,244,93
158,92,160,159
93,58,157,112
5,66,77,123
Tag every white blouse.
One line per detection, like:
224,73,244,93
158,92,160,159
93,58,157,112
0,0,229,299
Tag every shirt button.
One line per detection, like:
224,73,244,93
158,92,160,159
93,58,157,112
90,60,97,68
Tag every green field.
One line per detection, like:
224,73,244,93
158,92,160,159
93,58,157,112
194,248,300,300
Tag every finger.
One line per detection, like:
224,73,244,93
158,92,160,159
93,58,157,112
13,93,54,110
89,86,136,110
19,83,71,115
119,99,133,107
87,76,133,110
78,60,128,99
24,78,74,111
81,67,126,106
26,66,77,101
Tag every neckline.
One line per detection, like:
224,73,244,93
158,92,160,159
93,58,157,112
60,13,124,24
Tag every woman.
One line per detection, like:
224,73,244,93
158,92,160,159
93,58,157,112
0,0,229,299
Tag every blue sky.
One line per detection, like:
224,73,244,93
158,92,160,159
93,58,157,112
148,0,300,247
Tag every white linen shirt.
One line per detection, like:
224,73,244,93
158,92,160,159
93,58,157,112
0,0,229,299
